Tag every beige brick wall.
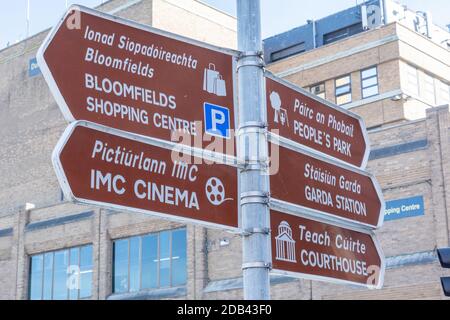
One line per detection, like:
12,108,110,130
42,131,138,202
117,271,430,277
152,0,237,50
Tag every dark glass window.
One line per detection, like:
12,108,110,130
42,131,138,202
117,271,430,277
270,42,306,62
323,23,364,45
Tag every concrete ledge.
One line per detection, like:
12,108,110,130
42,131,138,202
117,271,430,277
344,90,403,110
107,286,187,300
203,275,297,293
25,211,94,232
426,104,450,113
386,251,436,269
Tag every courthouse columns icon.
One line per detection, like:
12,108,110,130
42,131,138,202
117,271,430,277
275,221,296,262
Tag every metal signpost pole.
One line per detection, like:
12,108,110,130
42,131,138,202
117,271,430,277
237,0,271,300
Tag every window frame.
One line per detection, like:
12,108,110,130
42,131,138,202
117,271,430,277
440,82,450,105
361,66,379,99
335,74,352,106
112,228,187,295
405,64,419,96
28,244,93,300
435,79,450,105
323,23,364,45
421,72,436,105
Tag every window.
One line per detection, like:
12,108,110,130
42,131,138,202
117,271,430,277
310,83,325,99
405,64,419,95
29,245,93,300
421,73,436,104
323,23,364,45
270,42,306,62
113,228,187,294
361,67,379,98
335,75,352,105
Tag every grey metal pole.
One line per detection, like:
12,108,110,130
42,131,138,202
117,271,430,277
236,0,271,300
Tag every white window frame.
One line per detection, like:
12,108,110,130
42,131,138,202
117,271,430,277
361,66,379,99
405,64,419,96
335,75,352,105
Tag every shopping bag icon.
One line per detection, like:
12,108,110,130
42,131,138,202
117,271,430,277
203,63,227,97
214,75,227,97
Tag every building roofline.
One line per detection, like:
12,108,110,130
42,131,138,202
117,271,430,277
263,1,366,41
267,22,398,67
0,27,50,56
194,0,236,19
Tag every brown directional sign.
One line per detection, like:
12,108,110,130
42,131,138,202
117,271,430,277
52,121,239,230
270,144,384,229
38,6,237,154
270,210,385,288
266,73,369,168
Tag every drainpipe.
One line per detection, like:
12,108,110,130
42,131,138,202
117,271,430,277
307,19,317,49
425,11,433,39
312,20,317,49
379,0,387,25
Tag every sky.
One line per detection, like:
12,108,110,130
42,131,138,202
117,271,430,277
1,0,449,50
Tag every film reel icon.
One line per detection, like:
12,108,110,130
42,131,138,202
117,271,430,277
205,177,232,206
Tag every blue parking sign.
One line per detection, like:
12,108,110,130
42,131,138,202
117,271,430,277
29,57,41,77
204,103,231,139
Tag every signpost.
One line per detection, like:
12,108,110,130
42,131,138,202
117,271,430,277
270,144,384,229
271,210,384,289
266,73,370,168
52,121,239,230
38,5,238,155
237,0,271,299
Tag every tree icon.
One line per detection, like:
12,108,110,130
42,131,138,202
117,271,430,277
270,91,288,126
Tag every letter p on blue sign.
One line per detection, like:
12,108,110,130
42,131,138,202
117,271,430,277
204,103,231,139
